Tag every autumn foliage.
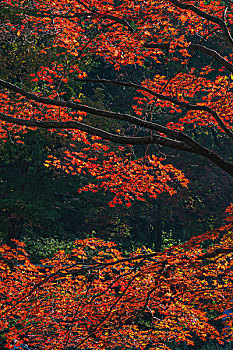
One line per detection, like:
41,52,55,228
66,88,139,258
0,206,233,349
1,0,233,348
1,0,233,204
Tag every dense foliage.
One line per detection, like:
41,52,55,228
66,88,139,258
1,211,233,349
1,0,233,349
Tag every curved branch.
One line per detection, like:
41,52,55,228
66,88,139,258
1,79,233,175
1,3,135,32
168,0,223,24
0,79,195,141
190,43,233,73
1,110,233,176
144,42,170,50
200,248,233,259
146,42,233,75
0,111,194,151
2,77,233,152
79,78,233,140
168,0,233,51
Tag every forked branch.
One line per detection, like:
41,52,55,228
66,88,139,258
1,79,233,176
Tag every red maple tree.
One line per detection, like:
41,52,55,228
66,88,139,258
1,0,233,204
1,0,233,348
1,209,233,349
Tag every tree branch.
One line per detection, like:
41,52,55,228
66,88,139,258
144,42,170,50
0,111,194,151
1,3,135,32
146,42,233,75
77,78,233,141
190,43,233,73
0,78,200,144
168,0,233,51
1,78,233,175
200,248,233,259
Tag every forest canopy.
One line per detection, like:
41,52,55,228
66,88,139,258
1,0,233,349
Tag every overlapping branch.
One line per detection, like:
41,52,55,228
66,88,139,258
146,42,233,76
77,78,233,140
1,77,233,175
0,111,192,150
1,2,135,32
168,0,233,51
